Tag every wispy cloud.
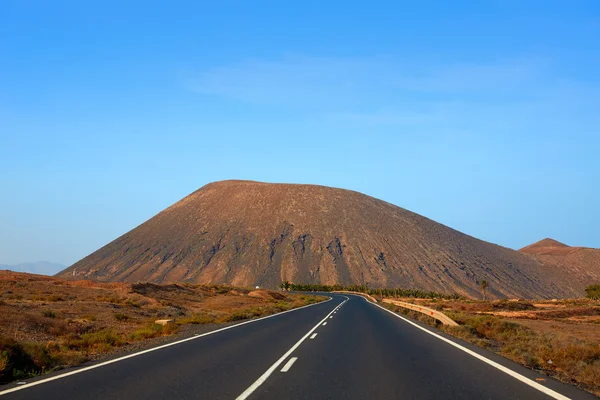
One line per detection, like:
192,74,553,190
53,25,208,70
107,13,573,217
188,55,599,137
190,55,547,104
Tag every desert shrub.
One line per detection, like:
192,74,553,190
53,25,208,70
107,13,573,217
209,285,233,295
129,323,178,341
68,329,123,352
585,284,600,300
96,296,123,304
113,313,129,321
492,300,535,311
179,313,217,325
220,306,273,322
41,310,56,318
0,337,57,383
125,298,142,308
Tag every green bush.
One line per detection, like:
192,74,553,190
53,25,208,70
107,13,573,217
585,284,600,300
179,313,217,325
68,329,123,351
113,313,129,321
0,337,57,383
129,323,178,341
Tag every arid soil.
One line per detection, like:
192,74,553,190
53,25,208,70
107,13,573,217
0,271,323,383
57,180,593,299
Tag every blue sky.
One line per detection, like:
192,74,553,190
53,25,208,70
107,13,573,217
1,1,599,266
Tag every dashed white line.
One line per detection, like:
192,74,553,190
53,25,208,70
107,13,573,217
322,322,328,326
236,297,348,400
310,333,318,339
280,357,298,372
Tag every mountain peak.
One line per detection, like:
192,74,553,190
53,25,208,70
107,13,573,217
520,238,570,254
58,181,580,299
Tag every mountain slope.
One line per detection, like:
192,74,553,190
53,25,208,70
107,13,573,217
519,238,600,293
520,238,571,256
58,180,579,299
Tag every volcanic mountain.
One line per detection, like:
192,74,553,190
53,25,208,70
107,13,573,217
58,180,586,299
519,238,600,294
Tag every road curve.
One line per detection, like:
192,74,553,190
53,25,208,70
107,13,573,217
0,294,595,399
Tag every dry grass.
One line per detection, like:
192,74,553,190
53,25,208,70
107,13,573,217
0,271,325,383
382,297,600,396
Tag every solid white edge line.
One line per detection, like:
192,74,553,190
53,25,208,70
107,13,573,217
280,357,298,372
310,333,318,339
236,297,348,400
0,297,333,397
370,300,570,400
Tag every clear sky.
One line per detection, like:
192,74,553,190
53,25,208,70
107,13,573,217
1,1,599,266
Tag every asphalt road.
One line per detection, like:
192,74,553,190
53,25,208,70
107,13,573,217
0,294,595,400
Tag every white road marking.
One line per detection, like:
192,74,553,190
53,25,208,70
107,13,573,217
280,357,298,372
0,297,333,397
322,322,327,326
236,297,348,400
310,333,318,339
329,316,333,319
371,300,570,400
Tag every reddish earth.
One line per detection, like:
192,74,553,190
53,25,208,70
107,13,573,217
57,180,597,299
519,238,600,296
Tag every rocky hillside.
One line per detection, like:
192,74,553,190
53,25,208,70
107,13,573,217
520,238,600,295
58,180,589,299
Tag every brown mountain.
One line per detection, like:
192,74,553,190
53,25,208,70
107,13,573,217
520,238,571,256
58,180,586,299
519,238,600,294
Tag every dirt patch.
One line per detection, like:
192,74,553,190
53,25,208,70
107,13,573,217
247,290,287,301
513,319,600,343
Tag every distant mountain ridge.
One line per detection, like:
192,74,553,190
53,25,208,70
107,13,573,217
1,262,67,276
56,180,597,299
518,238,600,293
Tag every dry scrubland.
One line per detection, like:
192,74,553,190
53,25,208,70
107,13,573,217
380,296,600,396
0,271,323,383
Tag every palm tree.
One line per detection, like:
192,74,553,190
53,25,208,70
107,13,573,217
480,280,489,301
279,281,292,291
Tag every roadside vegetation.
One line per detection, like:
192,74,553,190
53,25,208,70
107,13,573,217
280,281,462,300
381,296,600,396
586,283,600,300
0,272,324,384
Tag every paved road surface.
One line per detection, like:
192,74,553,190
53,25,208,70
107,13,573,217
1,294,595,399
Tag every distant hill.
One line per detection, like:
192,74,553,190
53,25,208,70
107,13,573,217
520,238,572,256
519,238,600,293
1,262,66,276
57,180,591,299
